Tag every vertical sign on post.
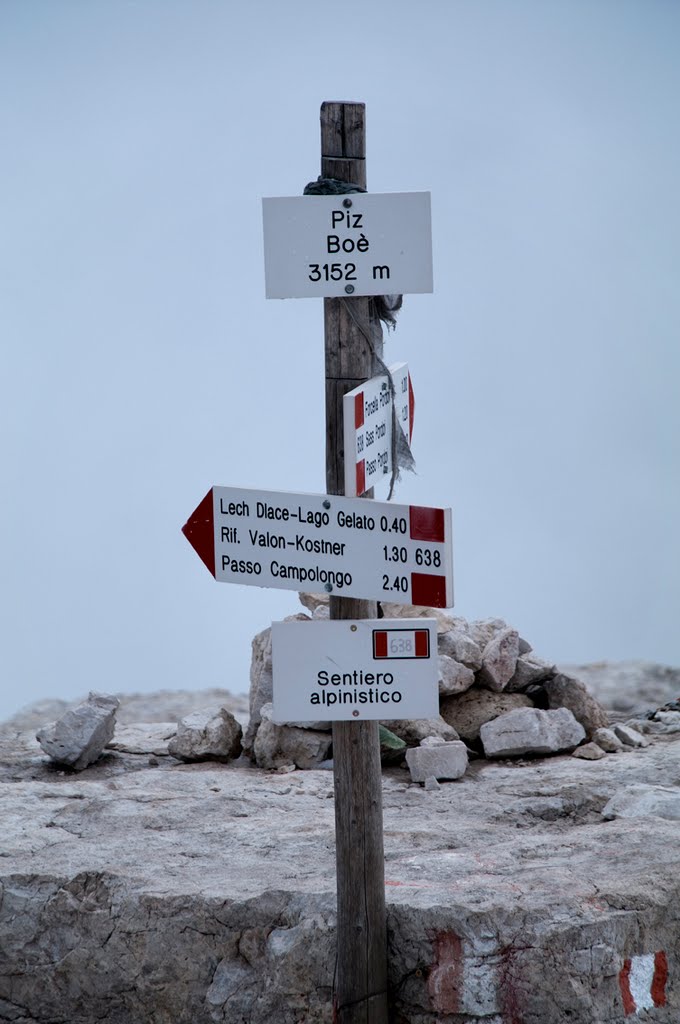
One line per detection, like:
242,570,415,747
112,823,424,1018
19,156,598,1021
342,361,415,497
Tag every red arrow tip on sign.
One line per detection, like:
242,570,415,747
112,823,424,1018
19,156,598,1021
182,489,215,577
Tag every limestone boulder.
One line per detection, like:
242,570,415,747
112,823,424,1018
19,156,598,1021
505,653,556,692
107,722,177,756
244,624,273,756
477,627,520,692
245,614,311,756
405,740,468,783
439,689,533,744
656,710,680,726
298,592,329,615
613,723,650,748
466,617,509,650
480,707,586,758
438,628,483,670
543,673,609,738
572,742,606,761
592,727,624,753
253,706,332,769
624,717,680,736
437,655,475,696
380,716,459,747
36,691,119,770
378,602,458,633
272,716,332,730
602,784,680,821
168,707,242,763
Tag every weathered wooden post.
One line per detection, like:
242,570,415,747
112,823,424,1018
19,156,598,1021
321,101,389,1024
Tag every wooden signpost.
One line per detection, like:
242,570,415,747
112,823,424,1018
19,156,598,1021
320,101,389,1024
183,101,441,1024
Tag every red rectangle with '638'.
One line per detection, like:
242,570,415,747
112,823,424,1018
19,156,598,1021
409,505,445,543
373,628,431,659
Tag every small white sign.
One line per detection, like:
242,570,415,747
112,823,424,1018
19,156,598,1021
271,618,439,722
262,191,433,298
343,363,414,497
182,485,454,608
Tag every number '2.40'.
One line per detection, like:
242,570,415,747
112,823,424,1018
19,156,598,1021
308,263,356,282
383,574,408,593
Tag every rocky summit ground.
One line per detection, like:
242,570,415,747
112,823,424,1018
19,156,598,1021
1,666,680,1024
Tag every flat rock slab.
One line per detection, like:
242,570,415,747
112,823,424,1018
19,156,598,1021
2,730,680,1023
107,721,177,755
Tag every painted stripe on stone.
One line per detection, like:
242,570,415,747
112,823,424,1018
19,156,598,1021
651,951,668,1007
426,931,501,1018
619,951,668,1015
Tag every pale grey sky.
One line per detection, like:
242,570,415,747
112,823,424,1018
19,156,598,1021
1,0,678,721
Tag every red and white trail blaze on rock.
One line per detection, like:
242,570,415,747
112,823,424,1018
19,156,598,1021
619,951,668,1016
427,931,463,1014
424,934,670,1022
426,930,503,1020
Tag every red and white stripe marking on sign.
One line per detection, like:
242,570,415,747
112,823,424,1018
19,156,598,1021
354,392,366,496
409,505,445,543
619,951,668,1015
408,504,449,607
373,628,430,659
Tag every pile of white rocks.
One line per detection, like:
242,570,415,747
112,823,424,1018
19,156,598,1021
245,594,655,784
29,599,662,785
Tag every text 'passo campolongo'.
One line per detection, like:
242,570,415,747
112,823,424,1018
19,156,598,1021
310,669,403,707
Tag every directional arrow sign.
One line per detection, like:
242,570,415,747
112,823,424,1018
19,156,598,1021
271,618,439,723
343,362,415,497
182,485,453,608
262,191,433,298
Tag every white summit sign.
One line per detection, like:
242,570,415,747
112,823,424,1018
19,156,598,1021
262,191,433,298
271,618,439,722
